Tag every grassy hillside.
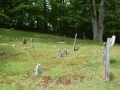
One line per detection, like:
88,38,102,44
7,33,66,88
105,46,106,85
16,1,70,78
0,28,120,90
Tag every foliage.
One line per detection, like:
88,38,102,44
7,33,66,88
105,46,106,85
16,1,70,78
0,0,120,43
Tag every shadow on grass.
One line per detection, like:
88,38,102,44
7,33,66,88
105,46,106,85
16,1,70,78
110,72,114,81
110,59,120,65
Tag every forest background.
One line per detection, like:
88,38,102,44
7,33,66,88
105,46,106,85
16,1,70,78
0,0,120,43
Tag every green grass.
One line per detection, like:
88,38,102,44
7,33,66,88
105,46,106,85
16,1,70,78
0,28,120,90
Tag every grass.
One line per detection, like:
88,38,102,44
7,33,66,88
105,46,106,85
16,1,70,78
0,28,120,90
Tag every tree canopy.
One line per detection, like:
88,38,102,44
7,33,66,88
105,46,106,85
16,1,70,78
0,0,120,43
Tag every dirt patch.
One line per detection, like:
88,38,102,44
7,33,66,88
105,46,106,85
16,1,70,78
74,75,86,82
56,75,71,85
36,76,53,88
0,53,6,56
56,74,93,85
67,63,77,66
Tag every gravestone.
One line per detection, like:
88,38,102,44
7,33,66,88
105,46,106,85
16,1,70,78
58,35,66,44
9,38,12,41
23,38,27,44
83,32,86,40
4,50,9,54
35,64,42,77
63,48,69,55
102,35,116,81
23,47,27,50
10,44,16,47
73,33,77,51
31,38,34,43
31,44,35,48
58,49,62,58
11,28,14,32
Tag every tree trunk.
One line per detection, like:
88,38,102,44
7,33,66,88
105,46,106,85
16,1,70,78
89,0,98,41
98,0,106,41
44,0,48,31
89,0,106,41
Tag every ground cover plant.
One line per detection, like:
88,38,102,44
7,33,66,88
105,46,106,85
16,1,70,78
0,28,120,90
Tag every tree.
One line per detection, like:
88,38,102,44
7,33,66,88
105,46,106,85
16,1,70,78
89,0,106,41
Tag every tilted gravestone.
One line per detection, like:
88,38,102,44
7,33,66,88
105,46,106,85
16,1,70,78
23,38,27,44
63,48,69,55
73,33,77,51
35,64,42,77
101,35,116,81
58,49,62,58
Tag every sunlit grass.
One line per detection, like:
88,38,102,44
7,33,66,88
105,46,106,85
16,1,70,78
0,28,120,90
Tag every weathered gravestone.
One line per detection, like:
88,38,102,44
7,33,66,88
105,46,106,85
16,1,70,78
23,38,27,44
23,47,27,50
11,28,14,32
35,64,42,77
57,35,66,44
83,32,86,40
4,49,9,54
63,48,69,55
31,38,34,43
9,38,12,41
101,35,116,81
73,33,77,51
58,49,62,58
31,44,35,48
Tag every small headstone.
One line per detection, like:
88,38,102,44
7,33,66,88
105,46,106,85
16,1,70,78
23,38,27,44
60,35,65,42
9,38,12,41
4,50,9,54
57,42,66,44
31,44,35,48
73,33,77,51
10,44,16,47
35,64,42,77
58,49,62,58
11,28,14,32
83,32,85,40
24,47,27,50
31,38,34,43
63,48,69,55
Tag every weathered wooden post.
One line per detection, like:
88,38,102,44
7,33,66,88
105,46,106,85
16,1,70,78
73,33,77,51
102,35,116,81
